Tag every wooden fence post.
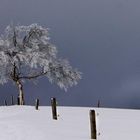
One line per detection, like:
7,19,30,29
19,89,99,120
97,100,100,108
90,110,97,139
4,99,7,106
17,97,20,105
51,98,57,120
11,95,14,105
35,99,39,110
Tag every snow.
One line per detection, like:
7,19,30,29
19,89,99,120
0,106,139,140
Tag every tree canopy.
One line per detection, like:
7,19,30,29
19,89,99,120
0,24,81,91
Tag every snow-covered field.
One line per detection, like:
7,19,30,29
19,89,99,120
0,106,140,140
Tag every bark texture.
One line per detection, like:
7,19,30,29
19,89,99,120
16,81,24,105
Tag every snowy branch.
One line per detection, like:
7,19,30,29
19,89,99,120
19,71,48,80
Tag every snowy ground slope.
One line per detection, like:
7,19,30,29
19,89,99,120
0,106,140,140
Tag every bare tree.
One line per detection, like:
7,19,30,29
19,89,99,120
0,24,81,105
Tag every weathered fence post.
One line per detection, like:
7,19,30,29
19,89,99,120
17,96,20,105
35,99,39,110
11,95,14,105
90,110,97,139
4,99,7,106
97,100,100,108
51,97,57,120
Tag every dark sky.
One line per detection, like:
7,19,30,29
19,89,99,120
0,0,140,109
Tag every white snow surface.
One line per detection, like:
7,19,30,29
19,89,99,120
0,106,139,140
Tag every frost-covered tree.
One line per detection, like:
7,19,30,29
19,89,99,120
0,24,81,105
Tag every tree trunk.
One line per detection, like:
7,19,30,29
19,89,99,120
16,81,24,105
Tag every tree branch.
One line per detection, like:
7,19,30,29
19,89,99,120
10,63,20,81
13,29,17,47
19,71,48,80
23,29,36,47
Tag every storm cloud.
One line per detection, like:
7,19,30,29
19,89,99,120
0,0,140,109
